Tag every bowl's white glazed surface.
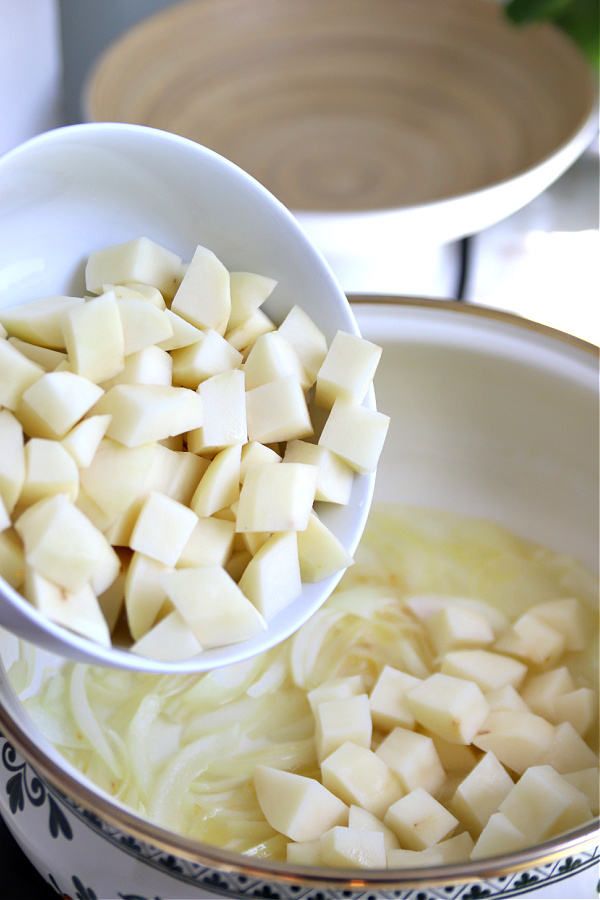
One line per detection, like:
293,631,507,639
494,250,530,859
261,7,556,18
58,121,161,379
0,299,597,899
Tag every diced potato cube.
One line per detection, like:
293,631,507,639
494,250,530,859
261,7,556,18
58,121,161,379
80,438,161,520
375,727,446,796
436,831,475,863
15,493,119,594
0,494,10,533
228,271,277,330
85,236,182,300
20,438,79,508
161,566,267,648
407,672,490,745
286,840,321,866
283,440,354,505
320,825,386,869
0,529,25,589
238,531,302,620
428,734,481,775
115,299,173,356
60,415,112,468
471,710,555,775
440,649,527,693
239,441,281,483
315,694,373,762
307,675,366,712
18,371,104,440
246,376,313,444
124,551,169,641
485,685,530,714
111,282,166,308
0,295,84,349
296,512,354,583
277,305,328,388
563,769,600,815
535,720,599,774
321,742,403,819
348,805,400,852
177,517,235,568
368,665,422,731
470,812,527,860
425,606,495,655
9,337,67,371
316,331,382,409
148,446,209,507
225,308,276,354
157,309,205,351
528,597,588,651
23,566,111,647
494,613,566,668
405,593,509,636
236,463,318,533
171,329,242,389
318,399,390,474
170,244,230,334
0,410,26,514
254,764,347,842
187,369,247,455
190,444,242,517
61,292,125,383
554,688,596,736
98,564,126,634
384,787,458,850
0,339,44,410
94,383,203,447
387,848,444,868
243,331,306,391
130,609,203,661
520,667,575,721
129,491,198,567
500,765,592,843
449,752,514,836
101,345,173,390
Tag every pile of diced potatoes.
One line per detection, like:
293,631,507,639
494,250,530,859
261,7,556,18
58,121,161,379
0,237,389,659
254,594,598,868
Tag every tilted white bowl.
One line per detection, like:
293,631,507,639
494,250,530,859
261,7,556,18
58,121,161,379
0,121,373,673
0,298,597,899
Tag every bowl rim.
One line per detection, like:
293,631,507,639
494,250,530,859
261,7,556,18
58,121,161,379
0,296,598,891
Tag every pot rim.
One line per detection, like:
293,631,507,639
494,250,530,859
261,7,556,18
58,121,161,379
0,295,598,891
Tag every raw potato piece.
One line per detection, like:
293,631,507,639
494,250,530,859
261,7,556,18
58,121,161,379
527,597,588,651
187,369,247,455
440,649,527,693
284,440,353,505
316,331,382,409
129,492,198,567
171,244,231,334
296,513,354,583
80,438,160,521
494,613,566,668
470,812,527,859
124,552,170,641
318,399,390,474
236,463,318,533
520,667,574,721
17,371,104,440
498,765,592,842
171,329,242,389
321,742,403,819
85,236,182,300
61,292,125,383
384,787,458,850
320,826,386,869
131,610,203,661
178,518,235,568
471,710,555,775
238,531,302,620
375,727,446,796
254,764,348,842
0,529,25,589
0,410,25,514
407,672,490,745
0,495,10,533
60,415,112,469
190,444,241,517
23,566,111,647
387,848,443,868
348,805,400,852
246,376,313,444
93,384,204,447
20,439,79,508
307,675,366,712
225,308,276,354
278,304,328,388
243,331,306,391
449,752,514,836
239,441,281,483
0,339,44,410
116,299,173,355
368,666,422,731
425,606,495,655
0,295,84,349
535,721,598,774
315,694,373,762
9,338,67,371
161,566,267,648
228,271,277,330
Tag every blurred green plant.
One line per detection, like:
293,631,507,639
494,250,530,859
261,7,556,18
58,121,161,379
505,0,599,67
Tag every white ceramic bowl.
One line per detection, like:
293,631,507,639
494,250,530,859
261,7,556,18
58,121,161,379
0,121,372,673
0,299,597,899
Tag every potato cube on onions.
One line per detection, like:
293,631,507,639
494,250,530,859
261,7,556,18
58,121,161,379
316,331,382,409
368,665,422,732
23,566,111,647
187,369,247,455
85,236,182,300
170,244,230,334
384,787,458,850
499,765,592,843
246,375,313,444
348,805,400,852
131,610,203,661
440,649,527,693
238,531,301,620
61,292,125,383
471,710,555,775
470,812,527,859
129,491,198,567
320,825,386,869
407,672,490,745
520,667,575,721
535,720,599,774
494,613,566,668
449,752,514,836
318,399,390,475
297,513,354,583
236,462,318,533
160,566,267,648
18,370,104,440
315,694,372,762
93,383,203,448
321,742,403,819
307,675,366,712
254,764,347,842
0,339,44,411
375,727,446,796
425,606,495,655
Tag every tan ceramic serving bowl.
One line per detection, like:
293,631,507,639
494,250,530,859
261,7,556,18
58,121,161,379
0,298,598,899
